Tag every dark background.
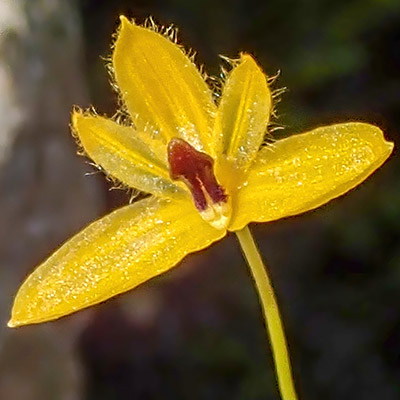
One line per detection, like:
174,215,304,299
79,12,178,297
1,0,400,399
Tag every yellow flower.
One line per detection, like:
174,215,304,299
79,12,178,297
8,16,393,328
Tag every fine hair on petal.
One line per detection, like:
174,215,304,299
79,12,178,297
70,107,139,196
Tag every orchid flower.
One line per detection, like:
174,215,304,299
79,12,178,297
9,16,393,400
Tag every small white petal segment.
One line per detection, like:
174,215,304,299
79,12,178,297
9,197,225,327
73,112,185,199
229,123,394,231
113,17,216,152
213,54,271,183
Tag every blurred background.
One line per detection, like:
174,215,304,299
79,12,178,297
0,0,399,399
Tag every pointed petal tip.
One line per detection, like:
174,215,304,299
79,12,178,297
7,315,49,328
7,318,18,328
118,15,140,33
240,53,255,62
239,54,261,70
119,15,130,26
387,140,395,153
370,124,394,157
117,16,136,37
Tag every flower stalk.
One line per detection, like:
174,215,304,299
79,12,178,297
236,226,298,400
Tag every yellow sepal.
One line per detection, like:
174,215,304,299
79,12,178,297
112,16,216,152
229,122,394,231
214,54,271,187
72,111,185,199
9,197,225,327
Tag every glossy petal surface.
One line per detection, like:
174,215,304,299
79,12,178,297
113,17,216,152
73,112,185,199
229,123,393,231
9,197,225,327
214,55,271,183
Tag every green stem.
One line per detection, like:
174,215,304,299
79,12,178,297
236,226,298,400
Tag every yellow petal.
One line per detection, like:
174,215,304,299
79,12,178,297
9,197,225,327
72,111,185,199
112,17,216,152
214,54,271,185
229,123,394,231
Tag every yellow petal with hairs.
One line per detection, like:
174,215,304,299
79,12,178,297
9,197,225,327
213,54,271,186
72,111,185,199
229,123,393,231
113,16,216,152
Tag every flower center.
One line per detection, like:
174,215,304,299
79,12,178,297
168,138,230,230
